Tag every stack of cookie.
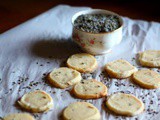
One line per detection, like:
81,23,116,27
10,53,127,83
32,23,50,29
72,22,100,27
3,50,160,120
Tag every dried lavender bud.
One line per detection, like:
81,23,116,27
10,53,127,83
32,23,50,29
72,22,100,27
74,14,120,33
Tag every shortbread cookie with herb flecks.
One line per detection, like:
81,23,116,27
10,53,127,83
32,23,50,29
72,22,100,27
4,113,35,120
67,53,98,73
139,50,160,67
132,69,160,89
106,93,144,116
18,90,53,113
63,102,101,120
72,79,107,99
105,59,138,79
48,67,82,89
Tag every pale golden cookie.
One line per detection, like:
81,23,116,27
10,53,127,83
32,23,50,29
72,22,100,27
48,67,82,89
63,102,101,120
139,50,160,67
18,90,53,113
132,69,160,89
106,93,144,116
67,53,98,73
105,59,138,79
3,113,35,120
72,79,107,99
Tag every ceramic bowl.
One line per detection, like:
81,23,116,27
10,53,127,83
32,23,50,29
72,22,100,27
72,9,123,55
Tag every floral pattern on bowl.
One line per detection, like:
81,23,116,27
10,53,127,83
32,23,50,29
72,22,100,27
72,9,123,55
73,32,101,48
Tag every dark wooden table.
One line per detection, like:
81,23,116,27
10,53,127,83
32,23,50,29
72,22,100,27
0,0,159,33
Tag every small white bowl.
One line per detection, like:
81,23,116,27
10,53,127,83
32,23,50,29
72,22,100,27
72,9,123,55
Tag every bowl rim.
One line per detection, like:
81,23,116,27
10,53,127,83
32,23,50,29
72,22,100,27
71,9,123,35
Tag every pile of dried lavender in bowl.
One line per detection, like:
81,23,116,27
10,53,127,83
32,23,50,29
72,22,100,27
74,14,121,33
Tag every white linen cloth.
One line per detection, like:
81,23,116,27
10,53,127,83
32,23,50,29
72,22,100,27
0,5,160,120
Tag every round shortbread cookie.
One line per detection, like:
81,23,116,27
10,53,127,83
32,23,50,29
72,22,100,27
67,53,98,73
48,67,82,89
139,50,160,67
132,69,160,89
106,93,144,116
18,90,53,113
72,79,107,99
63,102,101,120
105,59,138,79
3,113,35,120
